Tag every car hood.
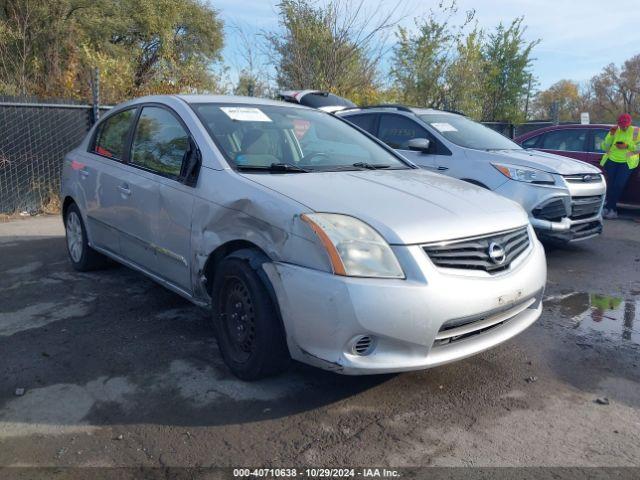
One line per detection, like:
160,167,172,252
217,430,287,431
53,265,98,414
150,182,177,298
244,169,529,245
473,148,601,175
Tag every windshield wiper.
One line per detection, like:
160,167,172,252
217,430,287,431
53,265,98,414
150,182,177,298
351,162,392,170
236,162,310,173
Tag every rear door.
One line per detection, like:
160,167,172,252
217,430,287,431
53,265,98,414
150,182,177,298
84,108,138,255
128,105,195,291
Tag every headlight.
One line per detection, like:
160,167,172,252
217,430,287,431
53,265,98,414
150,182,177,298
492,163,555,185
301,213,404,278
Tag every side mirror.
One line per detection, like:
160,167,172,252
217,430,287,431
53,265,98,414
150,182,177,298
180,138,201,187
407,138,431,153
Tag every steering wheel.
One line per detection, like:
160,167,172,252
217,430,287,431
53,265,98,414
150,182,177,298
301,152,329,165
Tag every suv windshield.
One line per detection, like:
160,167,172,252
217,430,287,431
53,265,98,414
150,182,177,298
192,103,409,171
419,114,522,150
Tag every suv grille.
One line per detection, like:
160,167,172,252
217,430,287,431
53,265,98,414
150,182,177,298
423,227,530,273
564,174,603,183
532,198,567,221
571,195,603,220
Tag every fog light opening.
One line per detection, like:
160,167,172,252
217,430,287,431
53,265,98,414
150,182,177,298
351,335,376,356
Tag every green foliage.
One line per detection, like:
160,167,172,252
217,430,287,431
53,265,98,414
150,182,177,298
267,0,394,103
0,0,225,102
480,18,538,122
389,7,538,123
391,1,468,109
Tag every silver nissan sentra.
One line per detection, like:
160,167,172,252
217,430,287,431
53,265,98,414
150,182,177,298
61,95,547,380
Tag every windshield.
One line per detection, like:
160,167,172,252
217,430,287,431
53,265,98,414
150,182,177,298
192,103,409,171
419,114,522,150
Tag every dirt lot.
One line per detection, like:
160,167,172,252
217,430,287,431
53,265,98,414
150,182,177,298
1,214,639,470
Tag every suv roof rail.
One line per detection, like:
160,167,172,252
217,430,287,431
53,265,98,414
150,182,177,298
340,104,414,113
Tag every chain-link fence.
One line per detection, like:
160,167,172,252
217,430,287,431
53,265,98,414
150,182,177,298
0,96,111,214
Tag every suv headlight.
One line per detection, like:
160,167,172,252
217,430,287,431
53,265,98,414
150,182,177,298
492,163,555,185
301,213,404,278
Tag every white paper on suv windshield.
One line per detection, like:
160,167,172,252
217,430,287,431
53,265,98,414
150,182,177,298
431,122,458,132
220,107,272,122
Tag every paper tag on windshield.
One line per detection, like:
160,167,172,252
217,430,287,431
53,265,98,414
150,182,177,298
431,122,457,132
220,107,272,122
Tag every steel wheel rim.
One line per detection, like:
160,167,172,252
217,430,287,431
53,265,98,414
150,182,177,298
66,212,83,263
220,276,256,363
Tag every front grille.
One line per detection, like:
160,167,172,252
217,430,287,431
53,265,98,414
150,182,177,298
571,195,603,220
570,220,603,239
433,296,537,347
564,173,603,183
423,226,530,274
532,198,567,221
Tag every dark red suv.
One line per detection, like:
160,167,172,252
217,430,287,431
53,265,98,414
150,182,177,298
515,124,639,206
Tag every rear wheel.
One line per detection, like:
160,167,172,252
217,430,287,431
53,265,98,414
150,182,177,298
212,255,290,380
64,203,107,271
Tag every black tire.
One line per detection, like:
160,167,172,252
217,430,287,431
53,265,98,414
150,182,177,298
211,255,290,380
64,203,108,271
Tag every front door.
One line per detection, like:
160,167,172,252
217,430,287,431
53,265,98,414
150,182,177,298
377,114,439,171
128,105,195,291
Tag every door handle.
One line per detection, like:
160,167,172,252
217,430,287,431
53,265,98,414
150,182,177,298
436,166,449,171
118,184,131,196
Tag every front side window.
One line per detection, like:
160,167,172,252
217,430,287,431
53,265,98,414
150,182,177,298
192,103,409,171
131,107,189,178
521,135,541,148
419,113,521,150
378,114,429,149
93,109,135,160
592,129,610,153
344,114,377,134
540,129,587,152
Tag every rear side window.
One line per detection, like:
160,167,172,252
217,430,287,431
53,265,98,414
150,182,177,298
378,114,428,149
540,129,587,152
130,106,189,178
344,114,377,134
93,109,135,160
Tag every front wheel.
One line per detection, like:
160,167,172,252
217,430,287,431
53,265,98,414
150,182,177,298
64,203,107,271
211,255,290,380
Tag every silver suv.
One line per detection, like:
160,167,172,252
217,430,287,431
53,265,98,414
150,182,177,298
338,105,606,242
61,95,546,380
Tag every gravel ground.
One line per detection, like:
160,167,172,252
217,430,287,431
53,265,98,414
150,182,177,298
0,214,639,472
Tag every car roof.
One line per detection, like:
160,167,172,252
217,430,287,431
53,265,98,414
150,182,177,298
177,94,307,108
339,105,460,116
515,123,613,140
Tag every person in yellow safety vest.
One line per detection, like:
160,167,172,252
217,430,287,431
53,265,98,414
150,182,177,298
600,113,639,219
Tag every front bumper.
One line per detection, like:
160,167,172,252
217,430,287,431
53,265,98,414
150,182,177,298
263,234,546,374
495,177,606,243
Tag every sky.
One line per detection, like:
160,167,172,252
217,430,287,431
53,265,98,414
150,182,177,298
213,0,640,91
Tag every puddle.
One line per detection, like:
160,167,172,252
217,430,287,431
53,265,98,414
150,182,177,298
545,292,639,344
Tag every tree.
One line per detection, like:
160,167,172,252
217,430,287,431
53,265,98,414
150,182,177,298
533,79,582,121
480,18,538,122
0,0,225,102
266,0,400,104
445,27,484,118
588,55,640,122
391,1,474,109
